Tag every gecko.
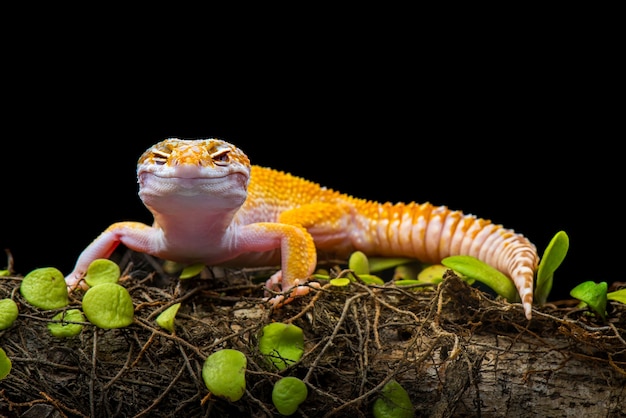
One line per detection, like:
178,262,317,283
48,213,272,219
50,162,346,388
65,138,539,319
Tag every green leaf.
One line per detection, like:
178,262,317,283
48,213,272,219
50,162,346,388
398,263,465,289
570,281,607,321
395,279,441,291
395,279,423,287
348,251,370,275
441,255,519,302
272,376,308,416
258,323,304,371
392,263,419,280
607,289,626,304
330,278,351,287
357,274,385,285
0,299,18,330
180,263,205,279
0,347,11,380
82,283,134,329
48,309,84,337
20,267,69,310
84,259,121,287
535,230,569,305
372,379,413,418
202,349,247,402
0,270,10,277
368,257,414,273
155,303,181,332
417,264,448,283
312,273,331,280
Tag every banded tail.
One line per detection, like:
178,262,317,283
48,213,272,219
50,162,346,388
352,201,539,319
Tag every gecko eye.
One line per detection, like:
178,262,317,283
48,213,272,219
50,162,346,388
211,149,231,166
152,149,171,165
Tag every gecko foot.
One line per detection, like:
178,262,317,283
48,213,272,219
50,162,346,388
65,272,89,292
264,272,320,307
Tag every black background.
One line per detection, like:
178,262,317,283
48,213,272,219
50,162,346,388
2,27,621,303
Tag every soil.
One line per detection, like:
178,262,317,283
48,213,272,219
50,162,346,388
1,251,625,417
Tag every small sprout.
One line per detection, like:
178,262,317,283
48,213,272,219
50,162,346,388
272,376,308,416
258,323,304,371
372,379,413,418
394,264,449,289
314,268,330,276
0,347,11,380
535,230,569,305
0,299,18,330
180,263,205,279
441,255,519,302
84,259,121,287
607,288,626,304
0,270,10,277
155,303,181,332
82,283,134,329
48,309,84,337
20,267,69,310
393,263,420,281
330,278,351,287
162,260,185,274
348,251,370,276
202,349,247,402
570,281,607,321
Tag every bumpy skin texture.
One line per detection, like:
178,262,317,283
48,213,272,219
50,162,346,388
65,138,539,319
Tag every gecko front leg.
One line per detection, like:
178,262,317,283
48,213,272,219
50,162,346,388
65,221,157,290
236,222,318,306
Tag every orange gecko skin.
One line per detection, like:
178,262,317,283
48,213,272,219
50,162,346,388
66,138,539,319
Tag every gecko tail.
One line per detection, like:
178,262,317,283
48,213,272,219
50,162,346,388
364,201,540,319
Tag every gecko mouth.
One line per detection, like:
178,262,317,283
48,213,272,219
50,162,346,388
139,171,249,195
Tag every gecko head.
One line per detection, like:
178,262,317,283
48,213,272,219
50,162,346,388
137,138,251,210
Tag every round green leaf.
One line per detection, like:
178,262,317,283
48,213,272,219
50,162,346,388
272,376,308,416
48,309,84,337
20,267,69,309
202,349,247,402
330,278,351,287
155,303,181,332
0,299,19,330
372,379,413,418
82,283,134,329
258,323,304,371
84,259,121,287
0,347,11,380
348,251,370,275
417,264,447,283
